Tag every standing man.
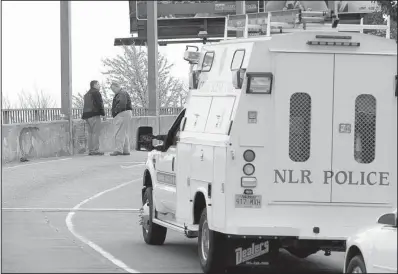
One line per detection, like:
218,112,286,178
110,81,133,156
82,80,105,156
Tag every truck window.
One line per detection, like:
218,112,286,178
289,93,312,162
202,52,215,72
230,49,245,71
354,94,376,164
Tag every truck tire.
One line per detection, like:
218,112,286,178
141,187,167,245
346,255,367,273
198,208,226,274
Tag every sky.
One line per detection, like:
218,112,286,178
2,1,191,108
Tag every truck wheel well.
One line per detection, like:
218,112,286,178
345,246,362,270
144,170,152,187
193,192,206,225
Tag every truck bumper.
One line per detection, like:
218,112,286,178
223,237,280,268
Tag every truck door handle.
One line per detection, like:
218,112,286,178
172,157,175,171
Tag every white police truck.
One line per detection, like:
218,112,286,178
136,9,397,274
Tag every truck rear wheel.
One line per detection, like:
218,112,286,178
141,187,167,245
346,255,367,273
198,208,226,274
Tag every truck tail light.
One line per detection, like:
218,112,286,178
243,149,255,162
243,163,255,176
241,177,257,188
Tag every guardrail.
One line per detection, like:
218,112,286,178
1,107,183,124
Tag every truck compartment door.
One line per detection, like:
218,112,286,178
331,54,397,204
270,53,334,203
184,96,212,133
175,143,194,224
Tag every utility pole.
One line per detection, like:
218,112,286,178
236,1,246,38
147,1,160,136
60,1,73,155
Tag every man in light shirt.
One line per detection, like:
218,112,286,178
110,82,133,156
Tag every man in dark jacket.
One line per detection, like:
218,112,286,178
110,81,133,156
82,80,105,156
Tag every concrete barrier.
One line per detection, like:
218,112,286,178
74,115,177,154
2,120,71,163
2,115,177,163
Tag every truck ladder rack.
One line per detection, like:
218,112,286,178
223,9,391,39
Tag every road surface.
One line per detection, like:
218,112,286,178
2,153,345,273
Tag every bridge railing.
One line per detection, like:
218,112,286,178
1,107,183,124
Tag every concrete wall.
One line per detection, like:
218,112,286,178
2,115,177,163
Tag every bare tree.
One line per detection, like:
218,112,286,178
366,0,398,41
101,45,188,108
17,88,56,109
2,93,14,109
363,9,397,41
72,93,84,109
98,82,114,108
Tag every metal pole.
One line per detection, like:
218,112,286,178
147,1,160,135
236,1,246,38
386,15,390,39
60,1,73,155
334,1,339,18
236,1,245,14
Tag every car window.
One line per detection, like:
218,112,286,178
202,52,215,72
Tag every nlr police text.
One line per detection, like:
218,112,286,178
274,169,390,186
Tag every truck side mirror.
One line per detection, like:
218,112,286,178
232,68,246,89
136,126,154,151
377,212,396,226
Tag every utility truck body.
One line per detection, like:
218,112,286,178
137,9,397,273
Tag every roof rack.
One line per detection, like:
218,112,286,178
223,9,391,39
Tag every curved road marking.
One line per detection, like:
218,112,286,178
4,158,72,170
66,179,142,273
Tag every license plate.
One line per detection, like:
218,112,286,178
235,194,262,208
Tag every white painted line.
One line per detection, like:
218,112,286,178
4,158,72,170
2,208,141,213
130,172,143,177
121,162,146,164
120,164,145,169
66,179,141,273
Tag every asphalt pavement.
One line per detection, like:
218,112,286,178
2,153,345,273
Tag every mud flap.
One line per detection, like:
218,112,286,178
224,238,279,268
